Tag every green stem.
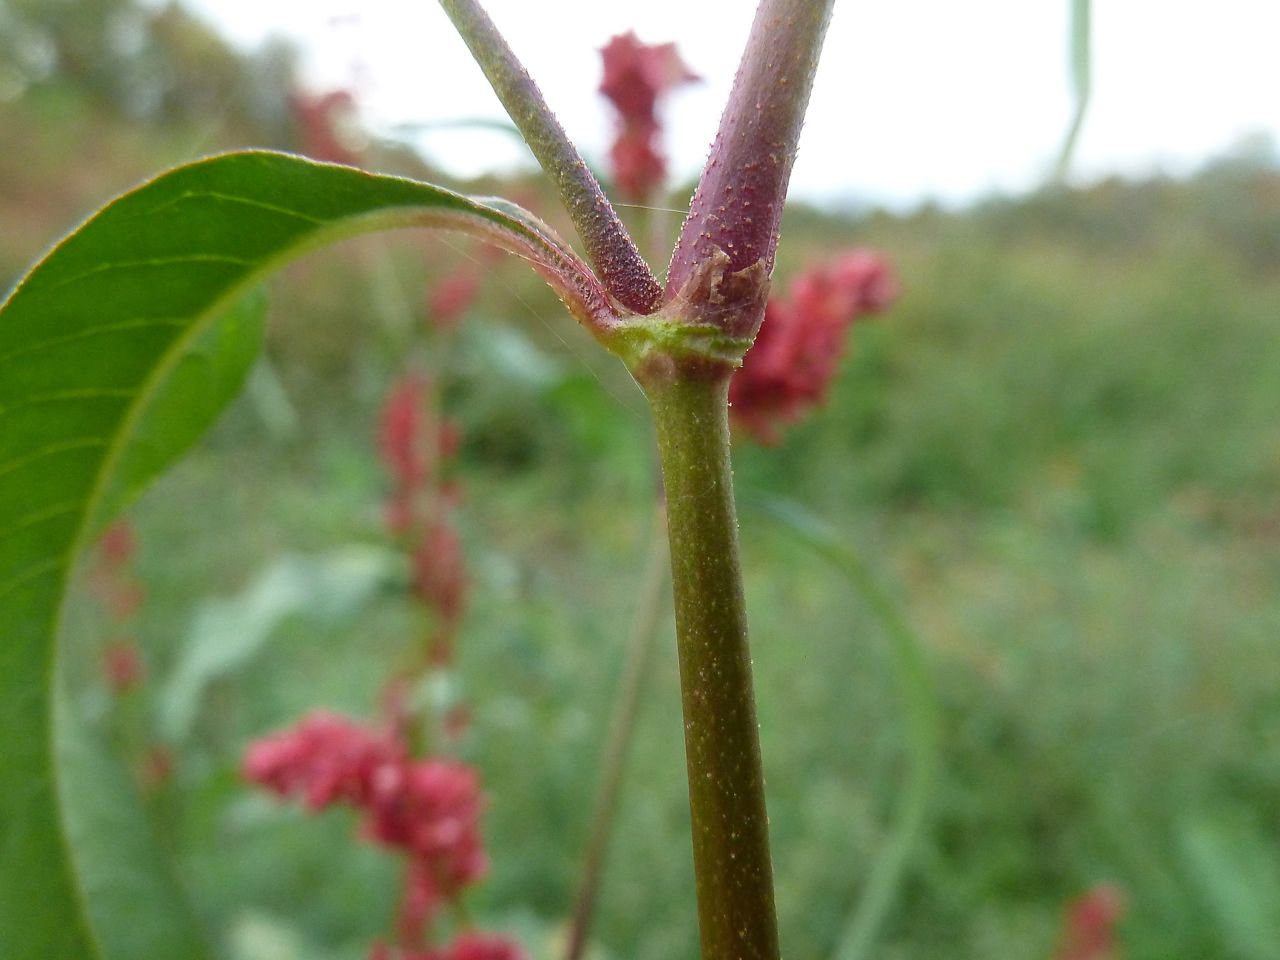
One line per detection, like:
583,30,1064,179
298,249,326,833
643,373,780,960
565,504,670,960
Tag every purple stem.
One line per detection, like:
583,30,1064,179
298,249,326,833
665,0,835,339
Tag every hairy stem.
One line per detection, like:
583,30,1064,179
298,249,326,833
643,373,779,960
665,0,834,338
437,0,661,314
565,504,670,960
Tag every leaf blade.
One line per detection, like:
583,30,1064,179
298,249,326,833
0,149,609,957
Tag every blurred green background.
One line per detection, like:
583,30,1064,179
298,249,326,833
4,2,1280,958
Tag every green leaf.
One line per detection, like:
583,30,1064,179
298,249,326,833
160,545,401,744
0,150,609,957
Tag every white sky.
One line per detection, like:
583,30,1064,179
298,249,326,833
181,0,1280,209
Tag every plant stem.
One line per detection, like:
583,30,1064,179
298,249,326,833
664,0,834,338
643,373,779,960
565,503,670,960
437,0,661,315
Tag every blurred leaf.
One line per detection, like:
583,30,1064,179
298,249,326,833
0,149,606,958
54,673,213,958
476,323,565,390
1178,812,1280,959
160,546,401,743
1055,0,1092,178
243,355,301,440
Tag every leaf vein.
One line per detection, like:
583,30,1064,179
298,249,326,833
0,438,108,480
43,255,253,293
0,318,187,364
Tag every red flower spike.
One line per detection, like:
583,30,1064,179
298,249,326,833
98,520,136,568
599,33,698,202
444,932,528,960
380,375,429,493
1052,884,1126,960
411,516,468,627
102,640,145,694
243,711,404,811
729,249,898,444
139,747,174,791
363,759,488,892
292,88,361,165
395,859,447,948
428,273,480,331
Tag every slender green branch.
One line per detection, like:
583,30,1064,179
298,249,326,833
565,504,670,960
437,0,662,315
642,372,779,960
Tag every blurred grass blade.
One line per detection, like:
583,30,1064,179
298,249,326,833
0,149,611,958
747,497,940,960
1178,813,1280,959
1055,0,1092,179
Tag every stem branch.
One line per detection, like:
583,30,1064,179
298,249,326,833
437,0,661,314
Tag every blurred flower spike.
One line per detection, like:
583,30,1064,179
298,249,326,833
244,712,518,958
291,87,363,165
370,932,526,960
599,32,699,202
730,249,899,444
1052,884,1126,960
378,373,467,663
428,272,480,332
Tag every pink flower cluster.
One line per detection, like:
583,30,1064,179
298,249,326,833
370,931,525,960
244,712,491,931
729,249,899,444
378,374,467,663
599,32,698,201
